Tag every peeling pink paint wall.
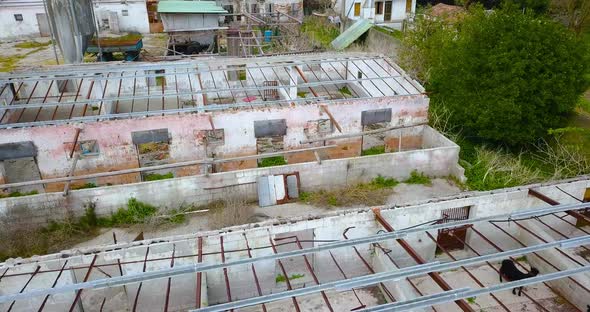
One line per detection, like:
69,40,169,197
0,95,428,188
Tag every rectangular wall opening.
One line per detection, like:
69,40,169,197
131,129,173,181
435,206,471,255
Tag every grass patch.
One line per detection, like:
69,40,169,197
143,172,174,181
301,16,340,49
0,47,51,72
276,273,305,283
258,156,287,167
578,96,590,114
72,183,97,190
373,26,403,40
14,40,51,49
515,255,527,262
466,297,476,304
297,91,308,98
0,190,39,198
404,170,432,185
299,175,398,207
361,145,386,156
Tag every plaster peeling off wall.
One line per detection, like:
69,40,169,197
47,0,96,63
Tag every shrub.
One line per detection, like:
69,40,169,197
99,198,157,226
370,175,399,188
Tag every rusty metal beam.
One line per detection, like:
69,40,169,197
268,235,301,312
528,189,590,229
243,234,267,312
220,236,233,308
132,247,150,312
196,237,203,309
294,65,319,97
38,261,69,312
164,244,176,312
7,265,40,311
372,208,474,312
69,254,97,312
320,105,343,133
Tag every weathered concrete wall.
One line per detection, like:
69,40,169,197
0,5,45,39
94,0,150,34
0,128,460,225
0,95,429,191
2,177,590,310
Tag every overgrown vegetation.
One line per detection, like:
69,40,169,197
301,16,339,49
361,145,386,156
143,172,174,181
299,175,398,207
0,190,39,198
205,197,256,228
404,170,432,185
276,273,305,283
338,86,353,97
98,198,158,227
258,156,287,167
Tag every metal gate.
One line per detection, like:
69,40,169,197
435,206,471,253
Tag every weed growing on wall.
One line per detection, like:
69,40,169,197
72,183,98,190
99,198,158,226
258,156,287,167
144,172,174,181
0,190,39,198
361,146,386,156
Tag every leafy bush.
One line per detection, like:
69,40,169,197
258,156,287,167
404,170,432,185
406,7,589,145
361,146,386,156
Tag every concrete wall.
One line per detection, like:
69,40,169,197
3,177,589,310
0,94,429,192
0,5,45,39
0,126,460,226
365,27,401,61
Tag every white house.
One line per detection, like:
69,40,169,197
335,0,416,29
0,0,150,40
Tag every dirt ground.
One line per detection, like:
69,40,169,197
0,33,168,73
73,178,462,248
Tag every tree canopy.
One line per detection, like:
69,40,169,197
403,7,589,145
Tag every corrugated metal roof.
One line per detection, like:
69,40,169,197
331,19,373,50
157,1,227,14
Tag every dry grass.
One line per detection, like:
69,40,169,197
207,197,256,228
300,177,398,208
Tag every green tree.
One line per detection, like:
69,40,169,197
409,7,588,145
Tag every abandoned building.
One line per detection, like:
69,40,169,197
0,177,589,311
335,0,416,29
0,53,463,213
